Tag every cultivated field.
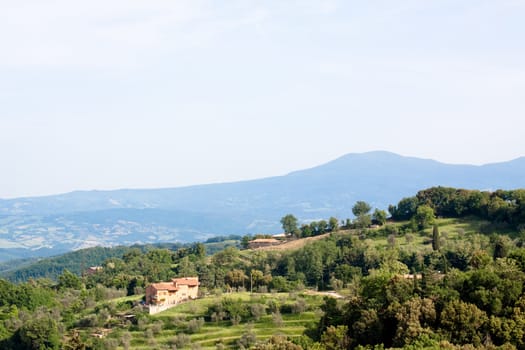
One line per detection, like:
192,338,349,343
125,292,326,349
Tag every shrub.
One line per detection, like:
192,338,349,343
171,333,191,348
187,317,205,333
250,303,266,321
103,338,120,349
151,320,164,335
270,276,290,292
266,299,279,313
292,298,308,314
231,314,241,325
272,311,284,327
237,328,257,349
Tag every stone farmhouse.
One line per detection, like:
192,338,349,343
145,277,199,314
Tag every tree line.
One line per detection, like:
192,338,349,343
278,201,388,240
389,187,525,228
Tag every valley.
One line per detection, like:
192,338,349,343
1,152,524,261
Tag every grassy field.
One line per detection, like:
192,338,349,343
253,217,494,252
122,292,325,349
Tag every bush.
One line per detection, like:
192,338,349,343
252,336,303,350
94,285,126,301
137,316,150,331
292,299,308,314
103,338,120,349
270,276,290,292
272,311,283,327
150,320,163,335
266,299,279,313
231,314,241,325
171,333,191,348
237,328,257,349
250,303,266,321
171,315,185,329
187,317,205,333
121,331,132,350
77,314,97,327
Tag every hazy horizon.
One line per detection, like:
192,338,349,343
1,1,524,198
1,150,523,200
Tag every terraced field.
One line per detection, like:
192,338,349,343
126,292,325,349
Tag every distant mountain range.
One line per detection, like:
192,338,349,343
1,151,524,261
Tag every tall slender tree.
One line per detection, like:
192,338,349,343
432,224,440,251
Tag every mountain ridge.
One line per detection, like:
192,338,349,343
1,151,524,261
3,151,524,202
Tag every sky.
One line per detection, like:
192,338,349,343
1,0,524,199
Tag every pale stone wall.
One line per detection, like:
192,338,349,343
187,285,198,299
149,304,175,315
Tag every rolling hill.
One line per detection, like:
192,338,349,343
1,151,524,261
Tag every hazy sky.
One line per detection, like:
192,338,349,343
1,0,524,199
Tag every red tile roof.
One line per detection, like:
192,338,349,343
172,277,199,287
150,282,178,291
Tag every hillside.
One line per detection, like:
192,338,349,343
0,237,240,282
1,151,524,261
0,214,523,349
0,187,524,349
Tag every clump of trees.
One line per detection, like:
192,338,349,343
278,214,341,239
313,248,525,349
279,201,389,241
389,187,525,229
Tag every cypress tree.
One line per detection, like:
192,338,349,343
432,224,440,251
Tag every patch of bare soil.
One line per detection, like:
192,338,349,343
303,290,345,299
256,232,332,251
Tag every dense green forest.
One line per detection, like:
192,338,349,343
1,237,241,283
0,187,524,349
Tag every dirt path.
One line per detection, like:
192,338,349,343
303,290,345,299
256,232,333,251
